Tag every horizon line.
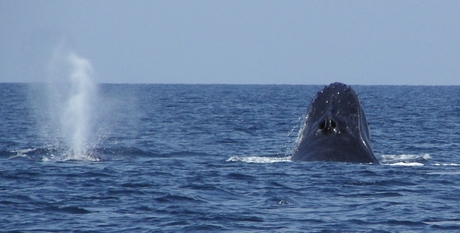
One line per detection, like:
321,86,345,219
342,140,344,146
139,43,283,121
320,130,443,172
1,81,459,87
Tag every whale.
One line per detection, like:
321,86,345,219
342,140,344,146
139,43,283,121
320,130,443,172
291,82,379,164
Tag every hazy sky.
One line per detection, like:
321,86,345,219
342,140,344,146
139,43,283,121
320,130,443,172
1,1,459,85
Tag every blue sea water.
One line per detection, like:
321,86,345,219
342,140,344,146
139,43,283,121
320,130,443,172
1,83,460,232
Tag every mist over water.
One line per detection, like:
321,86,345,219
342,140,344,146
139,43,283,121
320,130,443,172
33,51,101,160
61,53,97,157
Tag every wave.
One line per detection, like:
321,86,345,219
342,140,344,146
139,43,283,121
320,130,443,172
2,147,218,162
226,155,292,164
43,205,92,214
379,153,430,166
433,163,460,166
227,153,435,166
7,148,101,162
3,148,442,168
384,162,425,166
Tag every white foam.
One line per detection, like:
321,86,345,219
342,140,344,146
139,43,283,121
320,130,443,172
15,148,37,154
226,156,292,164
379,153,431,166
379,153,430,166
380,153,431,161
8,153,31,160
8,148,36,159
427,171,460,175
384,162,424,166
433,163,460,166
424,220,460,226
41,153,100,162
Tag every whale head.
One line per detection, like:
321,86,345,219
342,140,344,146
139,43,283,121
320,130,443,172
291,82,379,164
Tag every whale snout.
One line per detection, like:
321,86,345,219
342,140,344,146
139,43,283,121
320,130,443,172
292,82,379,164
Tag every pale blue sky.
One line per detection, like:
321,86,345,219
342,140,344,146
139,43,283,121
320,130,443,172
1,0,459,84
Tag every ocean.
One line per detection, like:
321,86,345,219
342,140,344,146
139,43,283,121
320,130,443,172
1,82,460,232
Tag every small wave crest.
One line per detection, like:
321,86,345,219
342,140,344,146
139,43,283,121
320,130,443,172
385,162,425,166
6,147,219,163
424,220,460,227
433,163,460,166
9,148,100,162
44,205,92,214
226,156,291,164
42,152,100,162
380,153,430,166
